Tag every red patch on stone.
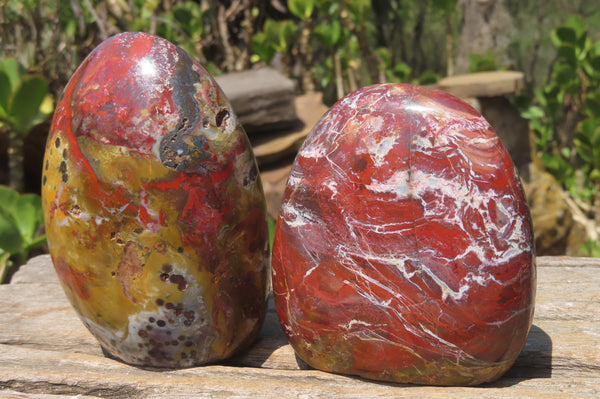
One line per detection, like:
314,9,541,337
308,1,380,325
272,83,535,386
42,32,269,368
53,256,93,300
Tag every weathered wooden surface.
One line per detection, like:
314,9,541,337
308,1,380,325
257,92,329,219
252,92,329,166
437,71,524,98
261,164,293,220
215,67,298,135
1,255,599,398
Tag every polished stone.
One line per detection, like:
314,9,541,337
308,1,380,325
42,32,269,368
272,83,535,385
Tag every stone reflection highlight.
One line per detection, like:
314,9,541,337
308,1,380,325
272,83,535,386
42,32,269,368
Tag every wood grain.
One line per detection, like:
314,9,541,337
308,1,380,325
1,255,599,398
436,71,525,98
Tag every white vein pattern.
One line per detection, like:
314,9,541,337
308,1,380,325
274,85,534,368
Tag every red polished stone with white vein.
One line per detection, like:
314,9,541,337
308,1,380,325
271,83,535,386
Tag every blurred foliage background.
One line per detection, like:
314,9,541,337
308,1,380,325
2,0,598,105
0,0,600,271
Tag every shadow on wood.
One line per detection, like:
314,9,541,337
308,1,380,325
501,324,553,381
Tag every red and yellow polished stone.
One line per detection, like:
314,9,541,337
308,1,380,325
42,32,269,367
272,83,535,385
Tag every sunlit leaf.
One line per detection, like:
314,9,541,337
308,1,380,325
0,57,25,93
581,239,600,257
521,105,545,120
314,20,341,47
288,0,315,21
173,2,203,37
8,74,49,135
589,54,600,71
565,14,584,36
29,94,54,128
268,218,276,250
394,62,412,82
13,194,43,243
0,186,19,214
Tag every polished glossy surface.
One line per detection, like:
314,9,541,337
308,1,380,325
272,83,535,385
42,32,269,368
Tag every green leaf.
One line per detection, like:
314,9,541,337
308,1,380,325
13,194,43,243
575,140,592,163
521,105,545,120
268,218,276,250
582,58,600,79
279,21,299,51
581,239,600,257
252,32,276,63
577,32,591,60
0,185,19,214
552,62,575,86
173,6,192,27
393,62,412,82
8,74,49,135
0,249,13,284
573,142,591,160
263,18,281,44
541,153,564,173
0,209,23,254
64,19,76,37
314,20,341,47
288,0,315,21
557,45,577,65
0,57,25,93
0,70,11,113
578,118,596,139
534,88,548,108
413,71,439,86
585,97,600,119
565,15,584,36
376,47,391,66
468,51,498,72
554,26,577,45
594,124,600,148
345,0,371,24
173,2,203,37
589,54,600,71
435,0,459,12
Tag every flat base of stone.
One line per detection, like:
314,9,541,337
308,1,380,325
328,359,516,387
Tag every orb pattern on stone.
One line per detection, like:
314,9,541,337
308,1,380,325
42,32,269,368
